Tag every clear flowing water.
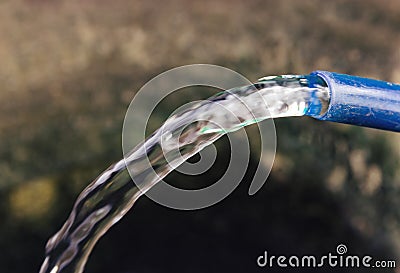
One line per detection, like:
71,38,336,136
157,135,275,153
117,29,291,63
39,75,329,273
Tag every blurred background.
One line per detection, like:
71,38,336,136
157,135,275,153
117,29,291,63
1,0,400,272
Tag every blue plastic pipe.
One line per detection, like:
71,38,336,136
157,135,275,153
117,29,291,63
306,71,400,132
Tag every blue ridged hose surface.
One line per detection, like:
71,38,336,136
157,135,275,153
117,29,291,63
307,71,400,132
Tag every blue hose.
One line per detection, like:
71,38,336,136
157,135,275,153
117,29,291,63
306,71,400,132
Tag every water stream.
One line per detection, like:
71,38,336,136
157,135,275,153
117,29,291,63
39,75,329,273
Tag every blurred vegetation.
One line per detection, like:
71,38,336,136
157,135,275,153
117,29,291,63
1,0,400,272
